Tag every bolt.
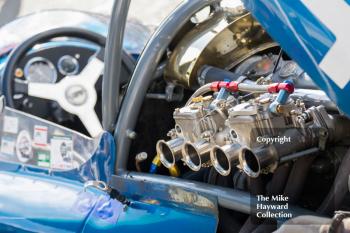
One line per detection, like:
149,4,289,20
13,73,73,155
135,152,148,162
126,130,137,140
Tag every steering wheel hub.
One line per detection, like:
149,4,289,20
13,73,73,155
65,85,88,106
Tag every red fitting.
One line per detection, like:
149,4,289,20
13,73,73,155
210,81,229,92
267,83,279,93
210,81,222,92
280,83,295,93
227,81,239,92
268,83,294,94
210,81,239,92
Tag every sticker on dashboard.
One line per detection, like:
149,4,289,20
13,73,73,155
36,149,51,168
0,137,15,156
33,125,48,147
3,116,19,134
16,130,33,163
50,136,74,170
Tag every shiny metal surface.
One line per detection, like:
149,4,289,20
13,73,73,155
165,12,277,88
210,143,241,176
157,137,185,168
112,171,315,218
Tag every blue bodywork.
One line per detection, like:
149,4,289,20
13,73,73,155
0,132,218,233
0,10,218,233
0,170,217,233
1,1,349,232
243,0,350,117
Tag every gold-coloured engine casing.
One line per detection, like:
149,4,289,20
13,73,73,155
164,10,278,89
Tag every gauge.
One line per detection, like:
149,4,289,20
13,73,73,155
24,57,57,83
279,61,298,78
58,55,79,76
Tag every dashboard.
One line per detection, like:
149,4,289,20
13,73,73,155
0,39,101,132
16,39,99,85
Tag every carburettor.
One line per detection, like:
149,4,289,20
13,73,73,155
156,80,348,177
157,94,235,171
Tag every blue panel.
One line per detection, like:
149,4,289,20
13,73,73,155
0,170,217,233
243,0,350,116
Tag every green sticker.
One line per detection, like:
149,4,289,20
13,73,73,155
36,150,51,168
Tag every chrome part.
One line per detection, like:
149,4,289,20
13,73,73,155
157,77,349,177
240,148,260,178
211,144,241,176
183,139,212,171
165,11,277,89
157,138,185,168
84,180,111,193
135,152,148,162
156,89,233,170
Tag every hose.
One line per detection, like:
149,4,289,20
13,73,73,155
251,219,277,233
239,177,265,233
284,155,316,204
266,163,292,196
185,83,213,106
317,147,350,215
197,65,242,85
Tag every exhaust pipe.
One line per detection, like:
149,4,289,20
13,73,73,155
182,139,211,171
211,144,241,176
157,138,185,168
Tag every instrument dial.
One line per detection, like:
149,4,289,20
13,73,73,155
58,55,79,76
24,57,57,83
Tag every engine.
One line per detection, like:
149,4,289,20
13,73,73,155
131,3,350,232
157,73,348,179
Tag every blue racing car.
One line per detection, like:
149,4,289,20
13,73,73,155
0,0,349,232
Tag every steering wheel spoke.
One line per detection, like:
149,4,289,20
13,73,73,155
28,82,62,101
78,56,104,84
76,107,103,138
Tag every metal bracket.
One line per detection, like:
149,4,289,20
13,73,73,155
318,127,329,151
84,180,111,193
0,95,5,114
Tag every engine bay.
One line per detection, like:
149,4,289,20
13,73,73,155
126,7,350,232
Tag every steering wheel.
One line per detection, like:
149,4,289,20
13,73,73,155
2,27,133,138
